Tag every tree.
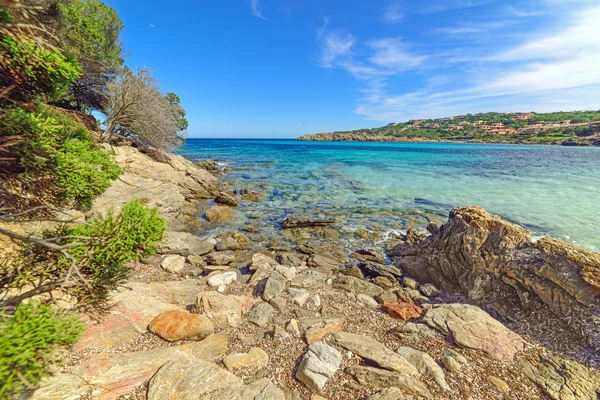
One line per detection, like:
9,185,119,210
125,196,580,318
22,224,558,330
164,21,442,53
102,68,185,149
165,92,188,132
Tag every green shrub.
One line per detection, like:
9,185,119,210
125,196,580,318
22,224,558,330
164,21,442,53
0,302,85,398
66,198,166,304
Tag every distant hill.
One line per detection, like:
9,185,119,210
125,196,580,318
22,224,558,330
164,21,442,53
299,111,600,146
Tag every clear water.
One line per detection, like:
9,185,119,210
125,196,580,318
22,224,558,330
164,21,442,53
177,139,600,252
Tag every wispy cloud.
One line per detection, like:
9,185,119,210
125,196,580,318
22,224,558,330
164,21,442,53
250,0,266,20
319,31,355,68
382,2,403,23
416,0,495,13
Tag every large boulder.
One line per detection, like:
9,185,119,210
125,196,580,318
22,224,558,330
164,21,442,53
423,304,525,361
389,206,600,315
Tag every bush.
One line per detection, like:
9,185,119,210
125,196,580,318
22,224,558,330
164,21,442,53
0,107,121,209
0,302,85,398
65,198,166,304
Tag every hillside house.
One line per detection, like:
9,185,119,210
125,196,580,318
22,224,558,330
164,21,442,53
446,125,464,131
514,112,534,121
421,123,440,128
490,123,505,128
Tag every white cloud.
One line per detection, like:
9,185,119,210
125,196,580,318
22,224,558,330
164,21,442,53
319,32,355,67
383,2,403,23
250,0,266,20
368,38,427,71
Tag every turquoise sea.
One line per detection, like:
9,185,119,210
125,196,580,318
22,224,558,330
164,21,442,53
177,139,600,252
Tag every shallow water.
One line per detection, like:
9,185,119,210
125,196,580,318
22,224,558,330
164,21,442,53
177,139,600,252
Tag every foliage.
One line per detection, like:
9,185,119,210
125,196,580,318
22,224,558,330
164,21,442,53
65,198,166,304
0,302,84,398
103,68,185,149
0,106,121,209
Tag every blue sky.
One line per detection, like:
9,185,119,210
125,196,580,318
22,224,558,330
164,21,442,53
103,0,600,138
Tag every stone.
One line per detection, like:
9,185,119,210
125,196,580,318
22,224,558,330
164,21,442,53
441,354,461,373
366,387,407,400
248,302,274,327
291,289,311,307
357,293,379,308
263,271,288,301
30,373,91,400
332,275,384,297
269,296,287,312
521,354,600,400
206,251,235,265
419,283,439,297
359,262,403,280
251,253,279,269
290,270,328,289
442,348,468,364
342,266,365,280
374,276,394,289
332,332,417,375
295,342,342,390
301,317,344,344
396,346,450,391
207,271,238,292
310,395,328,400
374,290,398,304
161,254,186,273
223,347,269,370
390,322,439,342
286,319,301,337
346,366,432,399
488,376,510,393
70,335,228,399
282,216,336,229
204,265,231,272
148,310,214,342
353,249,386,264
205,205,234,222
402,277,419,290
381,301,422,321
276,265,296,280
159,231,214,256
215,237,240,251
307,254,340,270
215,191,239,206
277,252,304,267
311,294,321,308
188,255,205,265
195,291,258,328
423,304,525,361
147,353,285,400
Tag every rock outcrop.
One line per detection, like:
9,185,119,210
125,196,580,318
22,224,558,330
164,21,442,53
389,206,600,315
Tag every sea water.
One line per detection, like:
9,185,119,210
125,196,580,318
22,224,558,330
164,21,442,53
177,139,600,252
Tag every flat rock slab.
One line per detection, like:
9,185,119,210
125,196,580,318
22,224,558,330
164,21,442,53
159,231,214,256
396,346,449,391
195,291,259,328
346,365,432,399
300,317,344,344
381,301,422,321
423,304,525,361
296,342,342,390
68,334,228,400
332,275,384,297
332,332,417,375
223,347,269,370
282,216,336,229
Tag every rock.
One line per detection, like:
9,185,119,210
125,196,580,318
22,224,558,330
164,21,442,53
205,205,234,222
159,231,214,256
282,216,336,229
366,387,407,400
332,275,384,297
442,348,467,364
390,322,439,342
204,264,231,272
332,332,417,375
277,252,304,267
300,317,344,344
30,373,91,400
161,254,186,273
215,237,240,251
402,277,419,290
263,271,288,301
206,251,235,265
346,366,431,399
419,283,438,297
521,354,600,400
70,335,228,399
357,294,379,308
423,304,525,361
374,290,398,304
251,253,279,269
310,395,327,400
223,347,269,370
148,310,214,342
248,302,274,327
396,346,450,391
295,342,342,390
488,376,510,393
342,266,365,280
381,302,422,321
147,353,285,400
353,249,386,264
207,271,238,292
286,319,301,337
290,270,328,289
311,294,321,307
215,191,239,207
291,290,311,307
269,296,287,312
276,265,296,281
307,254,340,270
374,276,394,289
195,291,257,327
187,255,205,265
390,206,600,315
441,354,461,373
359,262,403,280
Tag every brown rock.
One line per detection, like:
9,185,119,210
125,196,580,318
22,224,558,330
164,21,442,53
374,276,394,289
300,317,344,344
215,191,239,206
381,302,422,321
205,205,234,222
148,310,214,341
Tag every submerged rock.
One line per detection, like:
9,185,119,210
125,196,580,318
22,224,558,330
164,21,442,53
215,191,239,207
282,216,337,229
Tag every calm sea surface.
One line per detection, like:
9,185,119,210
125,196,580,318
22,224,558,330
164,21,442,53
177,139,600,252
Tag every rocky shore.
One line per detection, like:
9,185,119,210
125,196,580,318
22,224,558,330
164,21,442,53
29,144,600,400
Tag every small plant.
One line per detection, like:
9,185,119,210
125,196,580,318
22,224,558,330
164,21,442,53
0,302,85,398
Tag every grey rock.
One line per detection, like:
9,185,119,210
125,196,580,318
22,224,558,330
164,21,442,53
346,365,432,399
159,231,213,256
269,297,287,312
161,254,186,273
397,346,450,391
419,283,439,297
206,251,235,265
248,302,274,327
263,271,288,301
366,387,407,400
390,322,440,342
295,342,342,390
215,237,240,251
275,265,296,281
215,191,239,207
357,294,379,308
307,254,340,271
277,252,304,267
290,271,328,289
282,216,336,229
332,275,384,297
